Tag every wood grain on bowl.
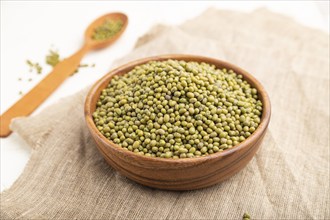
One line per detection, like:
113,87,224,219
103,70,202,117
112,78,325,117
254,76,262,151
84,55,271,190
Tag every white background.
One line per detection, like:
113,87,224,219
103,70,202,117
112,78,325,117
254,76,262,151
1,1,329,192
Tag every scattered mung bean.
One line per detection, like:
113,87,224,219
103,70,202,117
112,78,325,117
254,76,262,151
46,50,60,67
26,60,42,74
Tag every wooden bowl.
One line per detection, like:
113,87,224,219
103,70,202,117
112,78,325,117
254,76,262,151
84,55,271,190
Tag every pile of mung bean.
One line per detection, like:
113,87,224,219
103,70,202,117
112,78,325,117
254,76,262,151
93,60,262,159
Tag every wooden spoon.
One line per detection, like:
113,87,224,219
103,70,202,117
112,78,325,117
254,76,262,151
0,12,128,137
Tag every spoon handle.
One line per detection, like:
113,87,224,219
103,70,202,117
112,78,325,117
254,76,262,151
0,45,90,137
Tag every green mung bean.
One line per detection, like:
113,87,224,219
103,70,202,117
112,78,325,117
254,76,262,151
93,60,262,159
242,212,251,220
26,60,42,74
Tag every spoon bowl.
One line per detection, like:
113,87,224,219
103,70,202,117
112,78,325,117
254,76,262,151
85,12,128,49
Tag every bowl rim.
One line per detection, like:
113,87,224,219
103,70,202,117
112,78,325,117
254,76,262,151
84,54,271,164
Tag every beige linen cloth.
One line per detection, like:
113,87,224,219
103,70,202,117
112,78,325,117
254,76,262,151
1,8,329,219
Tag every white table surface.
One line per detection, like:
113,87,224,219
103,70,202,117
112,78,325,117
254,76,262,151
1,1,329,192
